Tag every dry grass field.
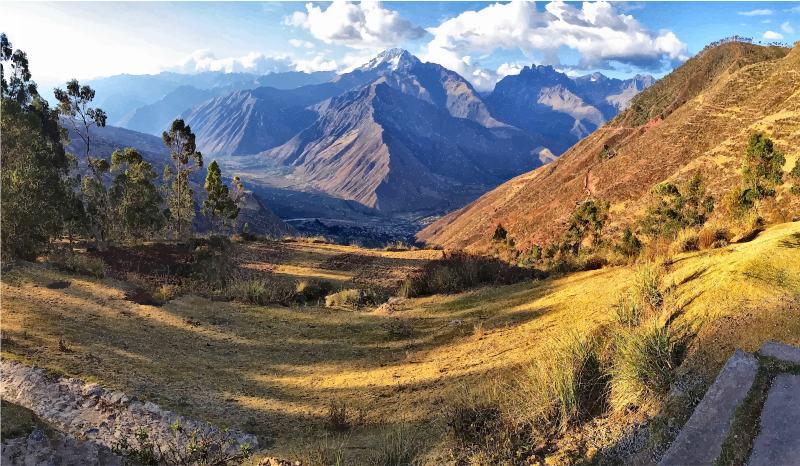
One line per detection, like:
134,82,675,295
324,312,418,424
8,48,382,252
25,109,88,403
2,223,799,464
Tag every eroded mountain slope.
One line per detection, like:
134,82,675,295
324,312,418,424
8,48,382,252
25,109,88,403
418,41,799,252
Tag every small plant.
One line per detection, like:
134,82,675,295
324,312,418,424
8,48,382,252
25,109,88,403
229,279,296,306
325,288,377,308
698,222,730,249
111,422,252,466
611,293,644,328
473,322,485,341
383,319,413,339
50,251,107,278
632,260,664,310
671,228,699,254
324,400,350,431
372,423,424,466
609,321,690,413
296,278,333,303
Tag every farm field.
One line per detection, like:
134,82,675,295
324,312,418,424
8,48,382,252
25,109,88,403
2,223,799,464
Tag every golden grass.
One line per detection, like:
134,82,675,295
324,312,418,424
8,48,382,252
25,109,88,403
2,223,799,463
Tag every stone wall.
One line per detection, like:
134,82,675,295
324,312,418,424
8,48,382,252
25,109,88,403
0,358,260,461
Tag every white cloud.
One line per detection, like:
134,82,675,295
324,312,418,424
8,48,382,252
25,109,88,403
289,39,315,48
294,53,338,72
738,9,773,16
172,49,294,74
284,1,427,50
420,1,689,91
762,20,772,24
787,6,800,14
764,31,784,40
782,22,794,33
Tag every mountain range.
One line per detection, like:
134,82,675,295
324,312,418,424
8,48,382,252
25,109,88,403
57,48,656,217
418,41,798,251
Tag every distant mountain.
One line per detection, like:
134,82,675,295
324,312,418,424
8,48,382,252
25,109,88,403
256,71,337,89
485,66,655,146
115,85,219,135
62,123,297,236
259,82,564,212
418,41,795,252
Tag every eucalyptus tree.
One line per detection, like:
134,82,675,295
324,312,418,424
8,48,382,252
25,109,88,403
162,119,203,238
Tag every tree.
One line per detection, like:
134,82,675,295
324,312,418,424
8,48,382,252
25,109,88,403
55,79,109,238
109,148,165,240
203,160,233,234
162,119,203,238
1,34,73,258
561,199,610,252
493,224,507,241
230,176,246,233
741,133,785,211
787,159,800,196
639,173,714,238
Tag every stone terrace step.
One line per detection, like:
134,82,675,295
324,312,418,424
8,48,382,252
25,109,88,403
659,350,759,466
758,341,800,364
748,373,800,466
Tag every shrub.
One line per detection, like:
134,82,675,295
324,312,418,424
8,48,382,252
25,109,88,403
111,422,252,466
325,289,358,307
384,241,410,252
324,400,350,431
492,224,508,242
616,228,642,258
671,228,699,254
229,279,296,306
50,251,107,278
372,423,423,466
609,321,690,413
296,278,333,303
698,223,730,249
382,319,413,339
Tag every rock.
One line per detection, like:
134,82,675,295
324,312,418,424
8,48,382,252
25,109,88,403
82,383,104,398
658,349,758,466
758,341,800,364
446,320,462,326
748,373,800,466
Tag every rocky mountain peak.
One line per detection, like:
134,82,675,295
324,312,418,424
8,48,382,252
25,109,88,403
358,48,421,72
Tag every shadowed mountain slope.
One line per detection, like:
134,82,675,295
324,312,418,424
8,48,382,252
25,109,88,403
63,124,296,236
418,41,798,252
260,82,564,212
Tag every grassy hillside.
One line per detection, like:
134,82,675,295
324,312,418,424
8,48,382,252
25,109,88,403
2,222,799,464
418,41,800,254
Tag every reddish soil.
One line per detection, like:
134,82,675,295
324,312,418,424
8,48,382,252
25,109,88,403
89,244,193,285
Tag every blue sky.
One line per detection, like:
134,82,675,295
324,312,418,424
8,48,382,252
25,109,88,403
5,1,799,91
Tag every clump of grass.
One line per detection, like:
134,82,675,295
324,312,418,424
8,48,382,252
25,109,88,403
518,331,608,435
609,320,690,413
372,423,424,466
324,400,350,431
611,293,645,327
50,251,107,278
382,319,413,339
698,222,730,249
632,260,664,310
294,434,348,466
384,241,410,252
671,228,699,254
325,289,364,308
473,322,485,341
229,279,296,306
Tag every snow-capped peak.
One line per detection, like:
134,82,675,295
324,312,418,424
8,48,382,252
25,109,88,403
358,48,420,72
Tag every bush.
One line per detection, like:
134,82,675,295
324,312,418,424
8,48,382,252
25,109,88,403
111,422,252,466
698,223,730,249
384,241,410,252
382,319,413,339
50,251,107,278
325,288,384,308
616,228,642,258
609,321,690,413
295,278,333,303
229,279,296,306
671,228,699,254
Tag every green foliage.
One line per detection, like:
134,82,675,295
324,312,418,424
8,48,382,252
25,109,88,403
109,148,165,240
1,37,73,259
617,228,642,257
560,199,610,253
202,160,239,234
741,132,785,208
492,224,507,242
789,159,800,196
163,119,203,239
639,172,714,239
112,422,252,466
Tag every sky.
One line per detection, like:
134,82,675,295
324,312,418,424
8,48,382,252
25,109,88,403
4,1,800,92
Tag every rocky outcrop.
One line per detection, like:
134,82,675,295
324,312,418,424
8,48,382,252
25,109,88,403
0,359,260,461
2,428,123,466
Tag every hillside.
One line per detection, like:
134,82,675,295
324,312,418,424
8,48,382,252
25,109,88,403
259,81,562,212
418,41,799,252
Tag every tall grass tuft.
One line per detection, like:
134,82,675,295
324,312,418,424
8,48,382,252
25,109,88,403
372,423,423,466
671,228,699,254
611,293,645,328
609,320,690,413
632,260,664,310
517,331,608,435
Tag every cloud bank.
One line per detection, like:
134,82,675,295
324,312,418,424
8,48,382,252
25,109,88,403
738,9,773,16
172,49,294,74
284,1,427,50
420,1,689,91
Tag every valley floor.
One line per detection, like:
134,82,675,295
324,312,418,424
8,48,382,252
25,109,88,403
1,223,799,464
